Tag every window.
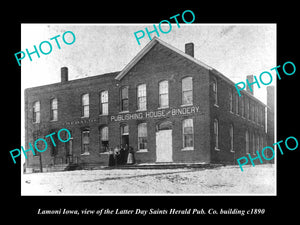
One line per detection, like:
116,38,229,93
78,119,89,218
245,130,250,154
241,97,245,117
137,84,147,110
81,129,90,155
50,98,58,121
245,98,249,120
212,79,218,106
33,101,40,123
121,124,129,135
250,101,254,121
230,124,234,152
214,119,219,150
252,133,256,155
100,126,109,152
235,94,239,114
100,91,108,115
159,80,169,108
121,86,129,111
182,77,193,105
229,90,233,113
183,119,194,149
138,123,147,150
81,94,89,117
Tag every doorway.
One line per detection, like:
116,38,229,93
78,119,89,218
121,124,129,147
156,121,173,162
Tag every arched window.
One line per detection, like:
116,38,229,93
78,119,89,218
230,124,234,152
50,98,58,121
183,119,194,149
214,119,219,150
182,77,193,105
81,93,89,117
159,80,169,108
33,101,40,123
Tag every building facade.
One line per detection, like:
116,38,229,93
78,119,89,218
24,37,274,172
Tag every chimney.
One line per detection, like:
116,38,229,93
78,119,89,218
61,67,68,83
246,75,254,95
185,43,194,57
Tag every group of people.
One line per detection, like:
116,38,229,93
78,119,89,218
108,144,136,167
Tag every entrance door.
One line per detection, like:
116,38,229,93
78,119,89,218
156,130,173,162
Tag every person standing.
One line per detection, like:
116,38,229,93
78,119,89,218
108,148,115,167
120,145,125,165
127,146,136,165
114,145,120,167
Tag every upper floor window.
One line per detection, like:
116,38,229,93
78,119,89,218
245,98,249,120
241,97,245,117
137,84,147,111
229,89,233,113
212,78,218,106
182,77,193,105
50,98,58,121
235,94,239,114
33,101,40,123
121,86,129,112
159,80,169,108
100,91,108,115
81,93,89,117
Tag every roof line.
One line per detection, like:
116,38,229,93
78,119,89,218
115,37,213,80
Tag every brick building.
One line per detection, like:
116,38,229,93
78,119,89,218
24,37,274,172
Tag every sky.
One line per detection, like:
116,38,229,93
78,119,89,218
20,23,276,156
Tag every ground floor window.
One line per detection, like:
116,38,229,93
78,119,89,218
81,129,90,155
100,126,109,152
214,119,219,150
183,118,194,149
138,123,147,150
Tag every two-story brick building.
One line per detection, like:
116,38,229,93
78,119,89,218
24,37,274,172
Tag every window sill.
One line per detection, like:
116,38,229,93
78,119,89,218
81,152,90,156
181,147,194,151
137,149,148,153
99,114,109,117
158,106,169,110
100,152,109,155
81,116,89,119
50,119,58,122
119,110,130,114
180,104,193,107
136,109,147,112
